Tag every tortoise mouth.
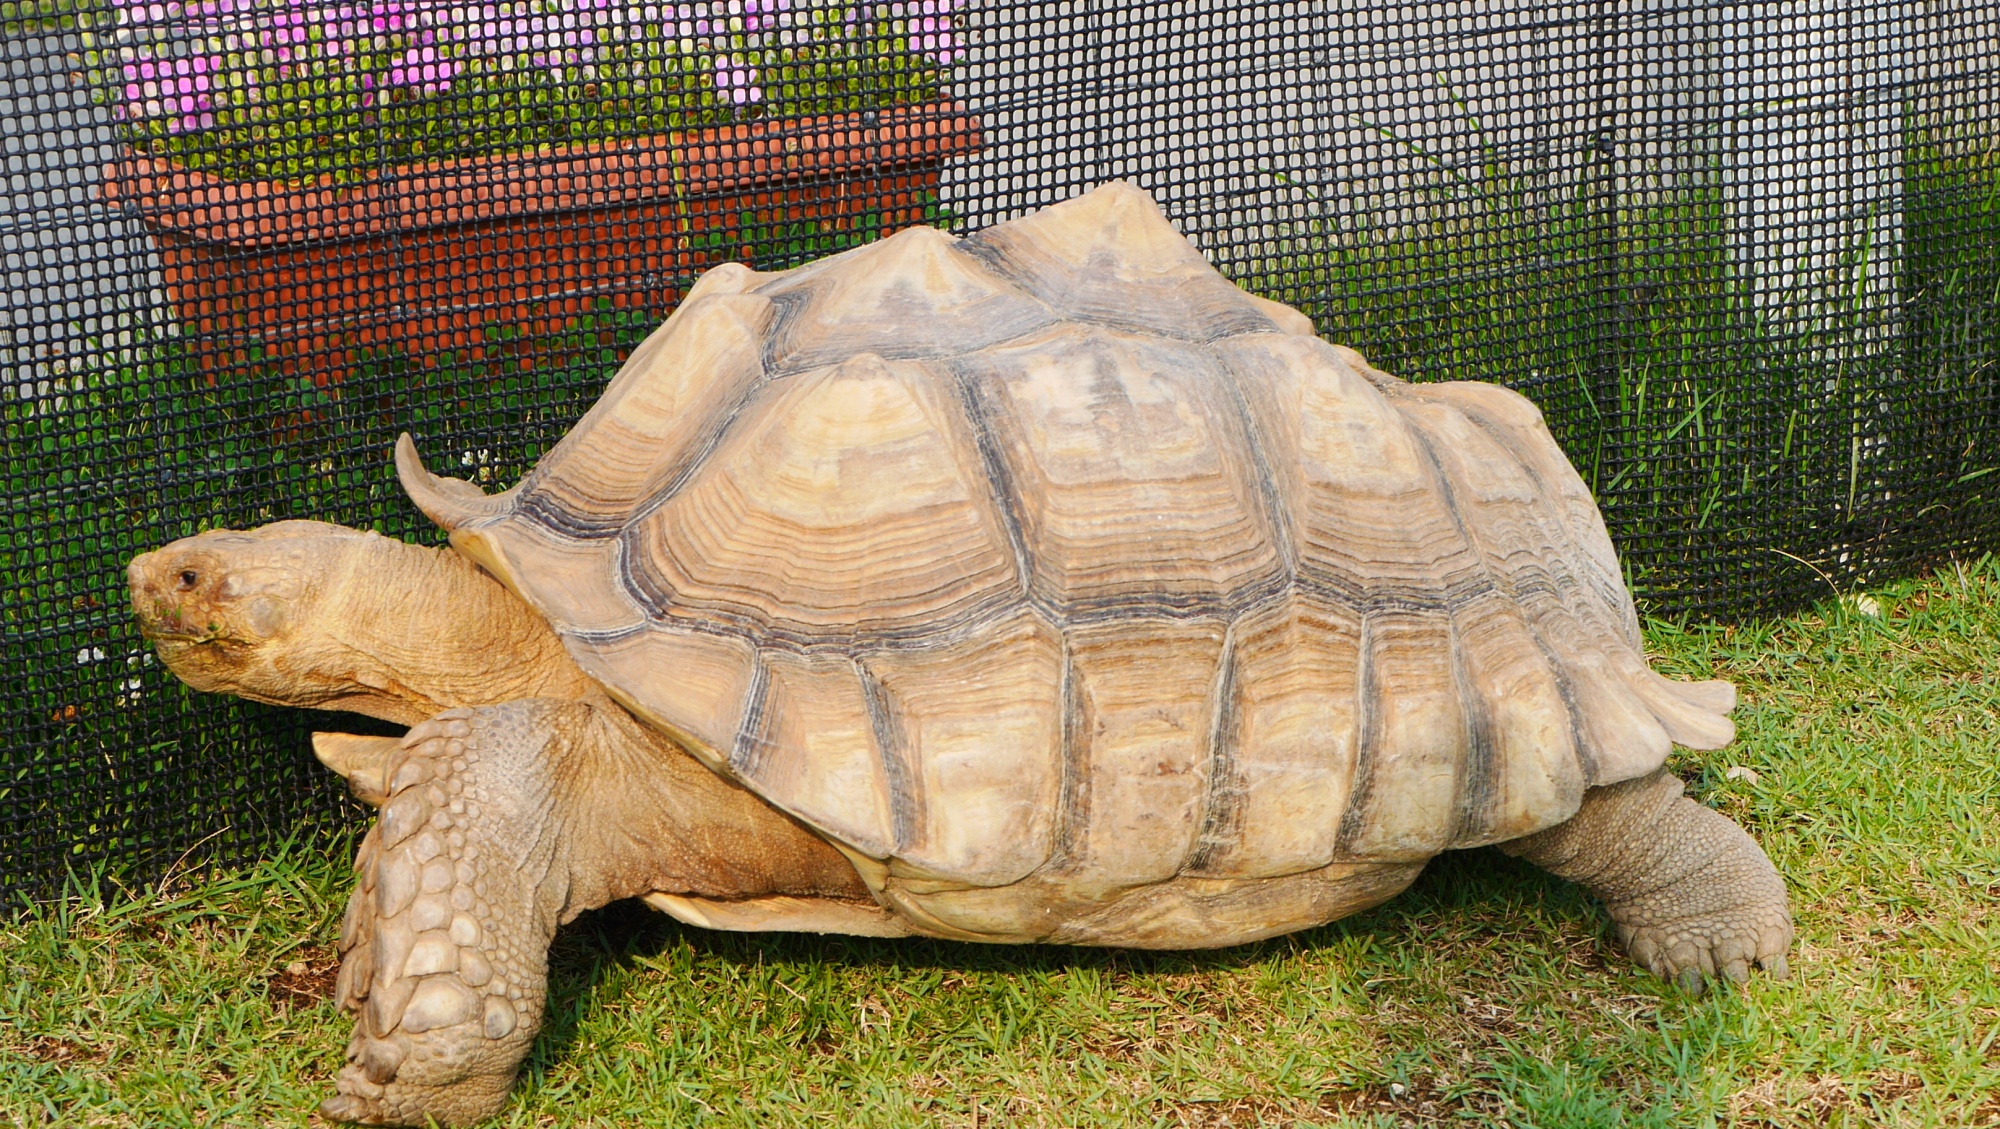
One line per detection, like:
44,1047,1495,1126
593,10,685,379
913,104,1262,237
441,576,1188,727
132,602,222,646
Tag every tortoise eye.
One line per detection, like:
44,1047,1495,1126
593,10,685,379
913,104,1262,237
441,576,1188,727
177,570,199,590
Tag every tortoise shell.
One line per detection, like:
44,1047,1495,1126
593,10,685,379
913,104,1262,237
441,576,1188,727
399,183,1734,945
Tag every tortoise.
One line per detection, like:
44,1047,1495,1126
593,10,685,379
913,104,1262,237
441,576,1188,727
128,182,1792,1126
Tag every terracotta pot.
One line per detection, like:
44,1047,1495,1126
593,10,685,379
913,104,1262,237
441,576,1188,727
103,101,980,382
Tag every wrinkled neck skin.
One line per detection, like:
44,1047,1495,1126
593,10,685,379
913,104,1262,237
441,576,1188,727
305,536,604,725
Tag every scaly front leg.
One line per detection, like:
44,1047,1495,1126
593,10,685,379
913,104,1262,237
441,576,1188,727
321,703,586,1127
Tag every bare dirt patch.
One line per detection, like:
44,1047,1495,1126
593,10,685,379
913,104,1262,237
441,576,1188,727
266,949,340,1009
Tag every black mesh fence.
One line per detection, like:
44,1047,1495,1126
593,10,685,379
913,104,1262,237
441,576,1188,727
4,0,1996,902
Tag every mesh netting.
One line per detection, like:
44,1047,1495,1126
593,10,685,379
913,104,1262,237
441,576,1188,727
4,1,1996,901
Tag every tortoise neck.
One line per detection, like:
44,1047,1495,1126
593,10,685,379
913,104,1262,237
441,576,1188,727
313,536,602,725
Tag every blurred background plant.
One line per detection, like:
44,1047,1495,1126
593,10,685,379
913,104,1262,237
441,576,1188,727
76,0,964,182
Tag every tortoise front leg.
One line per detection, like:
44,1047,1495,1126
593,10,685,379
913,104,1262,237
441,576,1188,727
320,702,589,1127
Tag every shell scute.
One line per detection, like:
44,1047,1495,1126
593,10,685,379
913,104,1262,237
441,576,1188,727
868,609,1064,886
738,650,898,859
576,625,756,768
961,181,1288,342
961,325,1285,617
512,293,773,541
1220,333,1480,601
753,225,1054,375
622,352,1019,645
1184,592,1363,880
1336,608,1468,860
1057,617,1229,894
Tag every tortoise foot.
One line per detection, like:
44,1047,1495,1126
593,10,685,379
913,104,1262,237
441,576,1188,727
1604,800,1793,994
1502,770,1793,994
318,1068,516,1128
326,708,569,1125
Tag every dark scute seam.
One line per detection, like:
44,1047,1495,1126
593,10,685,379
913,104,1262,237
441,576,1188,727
628,586,1024,655
953,232,1045,295
856,657,920,855
615,569,1514,661
1447,619,1498,844
1043,640,1088,872
1208,347,1299,584
1400,413,1575,824
1399,417,1509,610
945,359,1036,602
727,649,773,777
622,367,771,531
1297,568,1487,616
519,492,625,540
1334,611,1379,852
755,286,815,375
1182,619,1244,874
1526,629,1600,785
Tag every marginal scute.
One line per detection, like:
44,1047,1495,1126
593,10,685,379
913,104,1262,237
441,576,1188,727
573,625,756,765
1442,591,1584,845
395,435,510,533
867,609,1064,886
1186,593,1362,879
739,650,898,859
1059,617,1229,891
1339,608,1468,860
458,523,644,637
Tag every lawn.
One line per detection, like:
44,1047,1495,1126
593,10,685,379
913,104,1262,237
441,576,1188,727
3,559,1996,1128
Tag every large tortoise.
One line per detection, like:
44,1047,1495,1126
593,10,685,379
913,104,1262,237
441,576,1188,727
128,183,1791,1126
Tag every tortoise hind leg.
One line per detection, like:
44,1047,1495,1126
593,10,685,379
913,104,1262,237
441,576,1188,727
321,702,593,1127
1497,770,1793,993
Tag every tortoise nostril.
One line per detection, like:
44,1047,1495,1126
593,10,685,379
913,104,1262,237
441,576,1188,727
178,570,199,590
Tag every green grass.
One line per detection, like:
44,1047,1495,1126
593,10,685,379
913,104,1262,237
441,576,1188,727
6,558,1996,1128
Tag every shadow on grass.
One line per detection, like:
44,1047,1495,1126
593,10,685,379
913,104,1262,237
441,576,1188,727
522,846,1630,1079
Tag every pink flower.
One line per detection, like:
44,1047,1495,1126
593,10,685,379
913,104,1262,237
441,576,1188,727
739,0,784,33
120,53,218,132
848,0,963,66
388,43,459,90
713,54,760,105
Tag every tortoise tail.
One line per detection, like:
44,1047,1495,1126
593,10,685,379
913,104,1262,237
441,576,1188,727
396,434,512,533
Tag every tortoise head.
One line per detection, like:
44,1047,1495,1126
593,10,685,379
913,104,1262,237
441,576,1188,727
127,520,371,710
129,517,602,724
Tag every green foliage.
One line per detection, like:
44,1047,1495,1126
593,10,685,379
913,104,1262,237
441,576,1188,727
1239,113,2000,616
0,0,93,31
1902,114,2000,504
84,7,948,185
